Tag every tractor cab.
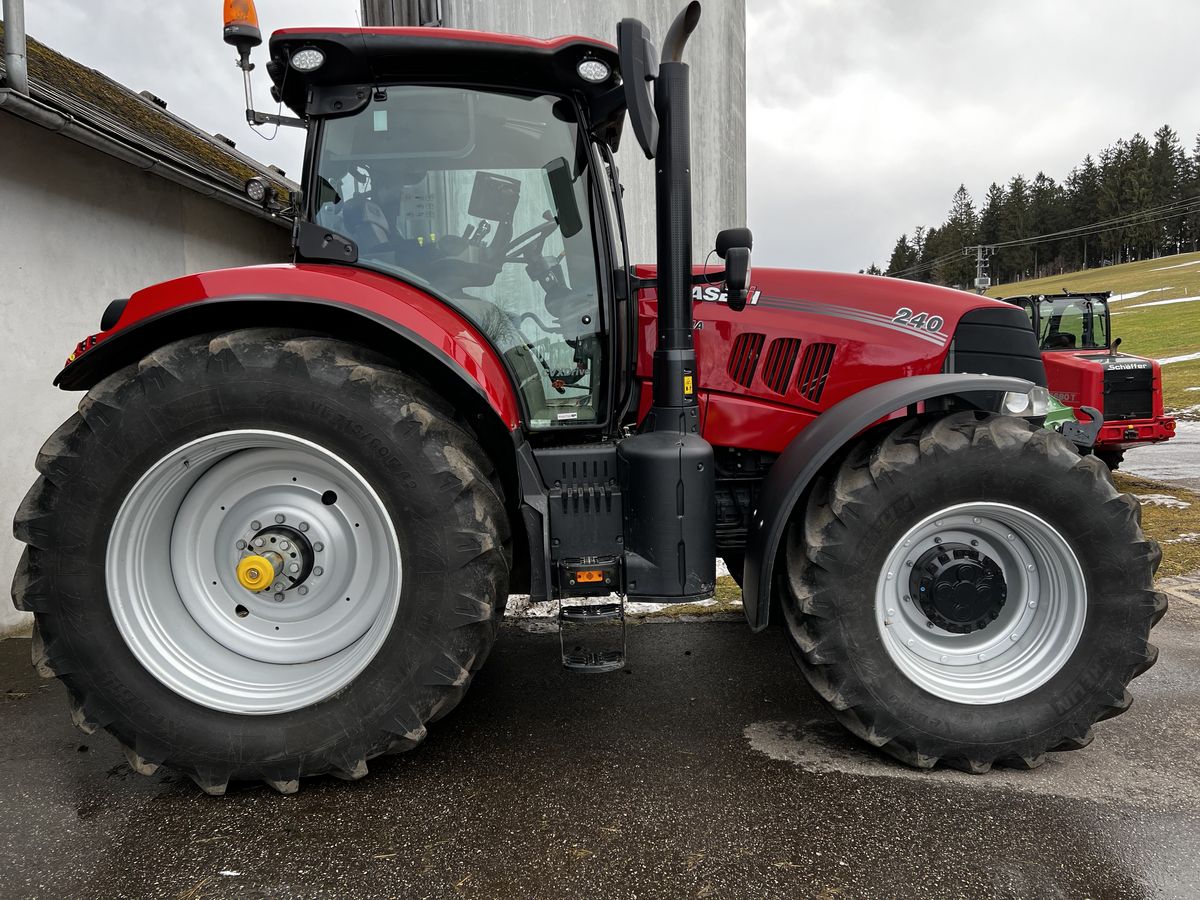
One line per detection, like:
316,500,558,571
264,29,629,431
1005,291,1111,352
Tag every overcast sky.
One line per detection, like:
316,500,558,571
21,1,1200,272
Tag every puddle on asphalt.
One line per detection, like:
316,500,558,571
743,718,1199,807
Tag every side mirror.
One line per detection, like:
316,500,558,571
715,227,753,260
617,18,660,159
724,246,752,312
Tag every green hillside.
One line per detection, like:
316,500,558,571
985,252,1200,414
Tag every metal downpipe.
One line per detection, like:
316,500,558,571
2,0,29,96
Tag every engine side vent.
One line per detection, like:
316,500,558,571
761,338,803,395
797,342,836,403
727,333,766,388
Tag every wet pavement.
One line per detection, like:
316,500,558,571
1124,420,1200,491
3,593,1200,900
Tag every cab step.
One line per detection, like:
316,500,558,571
559,601,626,673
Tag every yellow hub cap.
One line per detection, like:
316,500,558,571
236,555,276,592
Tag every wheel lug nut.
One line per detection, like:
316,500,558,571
236,540,246,550
298,522,309,533
970,540,979,547
313,566,324,576
251,520,261,531
253,538,265,548
289,563,300,574
274,592,285,602
298,586,308,596
280,541,290,551
934,537,942,544
314,542,324,552
1010,634,1019,641
275,514,286,524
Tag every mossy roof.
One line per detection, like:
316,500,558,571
0,21,294,206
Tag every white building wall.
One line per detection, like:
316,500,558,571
371,0,747,265
0,113,290,635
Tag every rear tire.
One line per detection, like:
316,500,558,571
781,412,1165,772
13,329,510,794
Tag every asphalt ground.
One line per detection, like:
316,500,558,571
2,587,1200,900
1124,420,1200,492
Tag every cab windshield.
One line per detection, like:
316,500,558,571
313,86,604,429
1022,296,1109,350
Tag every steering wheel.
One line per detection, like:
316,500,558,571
504,218,560,264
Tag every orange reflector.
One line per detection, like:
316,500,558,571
224,0,259,29
576,570,604,583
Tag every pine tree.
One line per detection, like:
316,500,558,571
997,174,1032,280
934,185,978,287
1150,124,1186,254
885,234,917,276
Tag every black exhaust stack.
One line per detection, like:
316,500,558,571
616,2,715,602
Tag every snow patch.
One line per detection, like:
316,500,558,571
1135,493,1192,509
1150,259,1200,271
1166,533,1200,545
1159,350,1200,366
1123,295,1200,310
1109,290,1154,302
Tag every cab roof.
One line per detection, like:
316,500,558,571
267,27,624,143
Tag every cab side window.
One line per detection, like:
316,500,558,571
315,88,604,429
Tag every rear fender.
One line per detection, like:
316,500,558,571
56,264,521,430
741,373,1035,632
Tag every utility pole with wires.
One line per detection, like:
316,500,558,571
965,245,995,294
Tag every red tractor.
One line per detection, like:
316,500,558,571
1002,291,1177,470
13,1,1164,794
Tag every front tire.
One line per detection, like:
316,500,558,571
13,330,510,794
781,412,1165,772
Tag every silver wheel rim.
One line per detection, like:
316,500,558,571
107,430,402,715
875,502,1086,705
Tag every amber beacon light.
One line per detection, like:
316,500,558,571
224,0,262,67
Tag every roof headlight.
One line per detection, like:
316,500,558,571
577,58,611,83
290,48,326,72
245,177,268,204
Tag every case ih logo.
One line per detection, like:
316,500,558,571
692,285,761,305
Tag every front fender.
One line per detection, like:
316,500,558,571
55,264,521,431
741,373,1035,632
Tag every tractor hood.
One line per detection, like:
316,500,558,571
635,267,1040,452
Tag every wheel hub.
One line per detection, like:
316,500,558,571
911,543,1007,634
237,523,317,598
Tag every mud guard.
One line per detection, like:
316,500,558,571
52,266,522,431
741,373,1035,632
